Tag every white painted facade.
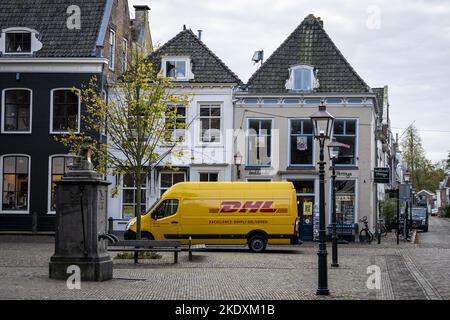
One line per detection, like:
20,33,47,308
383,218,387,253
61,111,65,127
107,84,236,231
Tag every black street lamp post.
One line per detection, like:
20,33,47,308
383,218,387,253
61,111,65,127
327,141,350,268
403,171,411,240
310,102,335,296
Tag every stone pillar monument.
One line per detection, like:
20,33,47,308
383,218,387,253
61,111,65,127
49,155,113,282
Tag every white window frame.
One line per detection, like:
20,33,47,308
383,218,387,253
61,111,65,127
285,65,317,92
0,27,42,55
198,103,223,146
246,178,273,182
1,88,33,134
288,118,315,167
121,38,128,72
163,104,188,145
47,154,74,215
120,173,148,220
0,154,31,215
199,172,219,182
50,88,81,134
108,29,116,71
161,56,194,81
159,171,186,197
332,118,359,167
246,118,274,167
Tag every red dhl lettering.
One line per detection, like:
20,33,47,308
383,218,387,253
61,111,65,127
209,201,283,214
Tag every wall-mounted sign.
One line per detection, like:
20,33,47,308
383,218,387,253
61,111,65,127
249,169,261,176
336,171,353,178
374,168,390,184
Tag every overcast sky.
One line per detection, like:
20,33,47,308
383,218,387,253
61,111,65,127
130,0,450,163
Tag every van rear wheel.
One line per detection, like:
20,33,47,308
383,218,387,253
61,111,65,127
248,235,267,253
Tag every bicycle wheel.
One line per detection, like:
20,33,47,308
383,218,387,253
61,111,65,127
359,229,370,243
367,231,374,243
381,225,388,237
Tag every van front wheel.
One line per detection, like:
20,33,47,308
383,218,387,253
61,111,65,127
248,235,267,253
141,232,154,241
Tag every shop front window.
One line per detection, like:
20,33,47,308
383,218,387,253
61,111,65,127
49,156,73,212
2,156,29,212
335,180,356,224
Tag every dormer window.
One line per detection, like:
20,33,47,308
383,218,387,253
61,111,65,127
161,57,194,81
6,32,31,53
285,65,319,92
0,28,42,55
166,60,186,78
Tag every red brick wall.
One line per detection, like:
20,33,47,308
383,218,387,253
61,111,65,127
101,0,133,84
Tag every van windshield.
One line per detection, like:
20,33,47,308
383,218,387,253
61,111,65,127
412,208,426,219
143,199,160,216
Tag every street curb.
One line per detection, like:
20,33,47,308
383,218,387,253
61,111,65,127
0,231,55,236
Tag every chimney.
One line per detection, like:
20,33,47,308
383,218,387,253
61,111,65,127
134,5,150,24
316,16,324,28
133,5,153,53
197,30,203,40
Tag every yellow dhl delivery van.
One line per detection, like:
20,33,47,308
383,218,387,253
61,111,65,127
124,182,299,252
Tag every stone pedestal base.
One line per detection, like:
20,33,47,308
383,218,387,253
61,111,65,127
49,256,113,282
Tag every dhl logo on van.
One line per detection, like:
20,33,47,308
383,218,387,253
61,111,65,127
209,201,287,214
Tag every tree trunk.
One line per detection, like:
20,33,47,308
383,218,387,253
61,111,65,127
134,166,142,264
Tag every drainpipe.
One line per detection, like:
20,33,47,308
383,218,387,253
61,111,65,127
374,102,380,244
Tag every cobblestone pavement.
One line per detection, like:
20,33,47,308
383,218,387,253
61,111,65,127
0,218,448,300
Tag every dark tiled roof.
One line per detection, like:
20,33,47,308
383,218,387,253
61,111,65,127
150,29,241,84
0,0,107,57
246,14,370,94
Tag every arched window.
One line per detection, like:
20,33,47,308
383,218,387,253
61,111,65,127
48,155,74,214
50,89,81,134
1,155,30,214
1,88,32,133
1,27,42,55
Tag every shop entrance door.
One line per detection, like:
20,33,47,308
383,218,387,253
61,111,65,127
298,196,315,241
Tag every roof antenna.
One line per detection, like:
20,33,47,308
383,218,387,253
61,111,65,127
252,50,264,66
197,30,203,40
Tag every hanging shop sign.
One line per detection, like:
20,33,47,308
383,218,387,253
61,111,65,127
374,168,390,184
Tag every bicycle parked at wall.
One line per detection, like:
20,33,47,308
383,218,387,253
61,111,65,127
378,219,388,238
359,216,374,243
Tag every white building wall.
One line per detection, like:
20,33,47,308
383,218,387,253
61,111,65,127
107,85,235,230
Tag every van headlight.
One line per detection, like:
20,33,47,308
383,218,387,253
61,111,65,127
126,218,137,231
